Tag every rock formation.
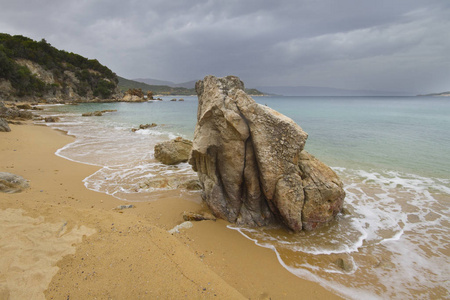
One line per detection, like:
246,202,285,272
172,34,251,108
0,102,33,120
188,76,345,232
154,137,193,165
122,88,146,102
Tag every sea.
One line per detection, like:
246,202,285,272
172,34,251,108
38,95,450,300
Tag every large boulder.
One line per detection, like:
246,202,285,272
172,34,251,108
189,76,345,232
0,118,10,132
0,172,29,193
154,137,193,165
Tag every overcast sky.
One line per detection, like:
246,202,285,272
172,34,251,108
1,0,449,93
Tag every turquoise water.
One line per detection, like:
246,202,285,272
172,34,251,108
40,95,450,299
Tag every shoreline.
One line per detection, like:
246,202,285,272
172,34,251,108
0,122,342,299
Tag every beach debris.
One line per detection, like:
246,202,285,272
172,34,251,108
114,204,135,210
154,137,193,165
189,76,345,232
0,172,29,193
183,211,216,222
0,118,11,132
44,116,60,122
168,221,193,234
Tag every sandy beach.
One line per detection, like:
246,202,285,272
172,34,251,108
0,122,341,299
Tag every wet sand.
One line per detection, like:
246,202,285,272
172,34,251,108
0,122,341,299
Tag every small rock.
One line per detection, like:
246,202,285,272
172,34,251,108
114,204,135,210
0,172,29,193
183,211,216,222
45,116,60,122
82,111,103,117
335,258,352,272
168,221,193,234
154,137,193,165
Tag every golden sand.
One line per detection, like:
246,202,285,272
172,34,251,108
0,123,341,299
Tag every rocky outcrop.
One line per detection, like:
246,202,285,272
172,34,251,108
154,137,193,165
131,123,157,132
188,76,345,232
0,102,33,120
122,88,146,102
0,118,11,132
0,172,29,193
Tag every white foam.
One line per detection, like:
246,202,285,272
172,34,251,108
229,168,450,299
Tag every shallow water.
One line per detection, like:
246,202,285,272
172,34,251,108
40,95,450,299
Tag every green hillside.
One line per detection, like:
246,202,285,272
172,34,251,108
118,76,196,95
0,33,118,100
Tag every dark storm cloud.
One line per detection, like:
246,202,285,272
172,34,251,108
0,0,449,93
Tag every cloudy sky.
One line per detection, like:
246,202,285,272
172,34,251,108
1,0,449,93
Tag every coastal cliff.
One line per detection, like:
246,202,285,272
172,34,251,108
0,33,120,102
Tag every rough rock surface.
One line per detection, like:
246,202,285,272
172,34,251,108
0,102,33,120
0,172,29,193
44,116,60,123
0,118,11,132
188,75,345,232
154,137,193,165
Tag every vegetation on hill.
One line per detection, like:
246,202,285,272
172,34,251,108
0,33,118,99
118,76,196,95
118,76,265,96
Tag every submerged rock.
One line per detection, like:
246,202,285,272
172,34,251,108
131,123,157,132
189,75,345,232
44,116,60,122
154,137,193,165
0,172,29,193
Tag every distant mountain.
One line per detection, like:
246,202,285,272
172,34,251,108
172,80,197,89
133,78,197,89
417,91,450,97
132,78,175,86
256,85,412,96
118,77,196,95
123,77,264,96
